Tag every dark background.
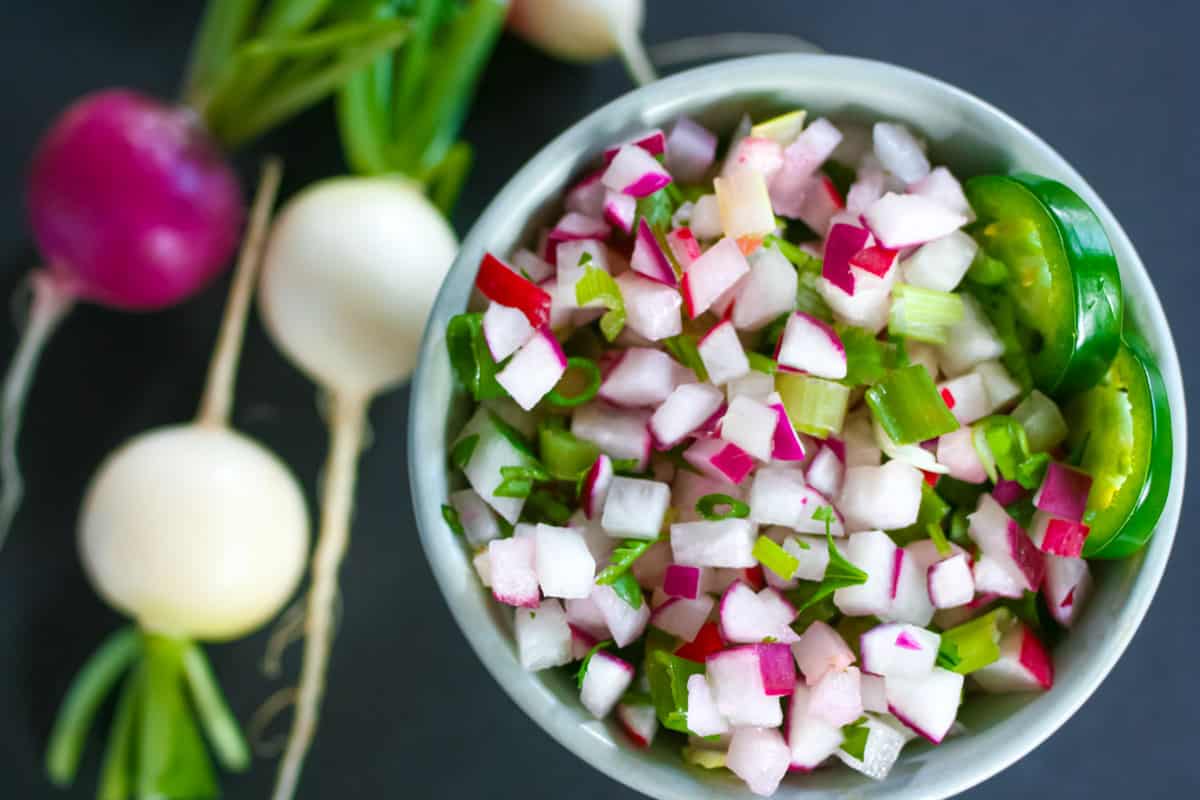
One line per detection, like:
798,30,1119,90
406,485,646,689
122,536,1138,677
0,1,1195,798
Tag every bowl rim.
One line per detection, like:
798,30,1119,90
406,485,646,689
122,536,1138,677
409,52,1187,800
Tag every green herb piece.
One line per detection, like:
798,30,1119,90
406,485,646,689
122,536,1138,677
747,352,778,374
522,488,572,526
538,425,600,481
891,482,951,545
610,458,643,474
777,373,851,438
866,364,959,445
696,494,751,521
796,508,868,613
838,324,891,387
610,573,644,610
972,415,1049,489
575,267,626,341
596,540,656,585
646,649,706,733
888,284,965,345
450,434,478,470
446,312,507,400
546,356,602,407
937,608,1013,674
663,334,709,382
753,536,800,580
928,522,952,557
575,640,614,689
840,716,871,761
494,464,551,499
636,188,676,233
441,504,465,537
948,509,971,547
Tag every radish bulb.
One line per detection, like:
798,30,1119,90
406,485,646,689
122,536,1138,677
46,162,309,799
508,0,656,85
257,176,456,800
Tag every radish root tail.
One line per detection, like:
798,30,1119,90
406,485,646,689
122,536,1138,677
260,589,344,680
271,391,368,800
607,11,656,87
0,271,75,551
249,687,298,758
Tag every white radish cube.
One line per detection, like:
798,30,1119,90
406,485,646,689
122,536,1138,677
670,519,757,568
672,470,743,523
863,192,968,249
690,194,723,239
496,330,567,411
859,623,940,677
719,582,786,644
572,404,652,470
601,476,670,540
938,295,1004,377
819,277,893,334
835,714,909,780
791,620,855,685
973,623,1054,693
726,370,775,404
905,539,967,573
534,524,597,599
720,396,776,461
732,245,798,331
685,674,730,737
748,467,807,528
707,647,783,727
968,494,1045,591
788,684,844,770
809,666,863,727
590,584,651,647
448,489,501,547
727,726,790,797
473,550,492,587
886,548,935,627
555,239,610,309
683,238,751,317
972,555,1025,598
1044,555,1092,627
910,166,974,221
927,553,975,609
777,312,848,379
885,666,964,743
580,651,634,718
617,272,683,341
975,360,1023,411
906,342,941,380
900,230,977,292
698,320,750,385
715,168,777,239
834,531,897,617
860,673,888,713
603,143,671,196
512,247,554,283
482,302,534,361
565,595,609,640
937,427,987,484
938,372,991,425
757,588,797,628
805,446,844,500
515,600,572,670
839,462,923,531
873,122,930,185
599,348,678,407
617,702,659,748
651,594,714,641
457,409,529,523
784,535,830,581
489,537,539,608
650,383,724,448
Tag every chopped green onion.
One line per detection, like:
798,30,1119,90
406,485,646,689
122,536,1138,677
776,373,851,438
635,188,676,233
971,415,1048,489
609,572,644,609
663,334,709,381
937,608,1013,674
441,504,465,537
546,356,602,407
747,352,777,374
865,364,959,445
493,464,548,499
936,476,987,511
754,536,799,580
596,539,656,585
696,494,750,521
538,425,600,480
446,312,507,401
837,324,891,387
840,716,871,761
764,234,821,273
449,433,478,470
948,509,971,546
575,640,613,689
610,457,643,474
522,487,572,526
646,649,705,733
1012,390,1069,453
888,284,965,345
928,522,952,556
891,482,952,545
575,267,625,341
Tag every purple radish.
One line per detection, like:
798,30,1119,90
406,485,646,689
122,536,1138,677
822,223,871,295
662,564,703,600
1028,510,1089,558
1033,462,1093,522
768,398,808,462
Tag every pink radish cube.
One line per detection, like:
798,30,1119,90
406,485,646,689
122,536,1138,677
489,537,539,608
681,238,751,318
937,372,991,426
904,538,968,573
511,247,554,283
580,455,614,520
514,600,572,670
651,594,714,641
809,666,863,727
683,438,756,485
768,398,807,462
1034,462,1093,522
787,684,844,771
697,320,750,385
601,476,670,540
777,312,848,379
863,192,968,249
448,489,502,547
617,272,683,342
886,548,935,626
805,445,845,499
727,726,791,797
570,624,597,660
900,230,977,293
968,494,1046,591
591,584,650,647
834,531,898,618
1044,555,1092,628
973,623,1054,693
482,301,534,362
616,702,659,748
927,553,975,609
886,666,964,743
534,524,597,599
565,596,609,640
603,190,636,234
665,117,717,183
937,426,988,484
860,673,888,713
671,519,757,568
860,623,940,677
756,643,798,696
706,646,783,727
599,348,677,407
732,246,798,331
603,144,671,197
631,218,678,286
720,395,777,462
580,651,634,718
685,674,729,737
663,564,704,600
572,404,652,471
839,462,923,531
791,620,855,685
1028,510,1089,558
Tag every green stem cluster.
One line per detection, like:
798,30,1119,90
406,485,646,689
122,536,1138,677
46,628,247,800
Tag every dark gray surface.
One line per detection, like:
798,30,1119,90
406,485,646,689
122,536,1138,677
0,1,1195,798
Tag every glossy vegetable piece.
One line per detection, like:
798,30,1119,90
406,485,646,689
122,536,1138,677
1066,334,1172,558
965,173,1122,396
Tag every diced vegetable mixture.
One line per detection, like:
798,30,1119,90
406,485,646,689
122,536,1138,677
441,110,1171,796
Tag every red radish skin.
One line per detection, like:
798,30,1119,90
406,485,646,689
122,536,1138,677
662,564,703,599
603,129,666,163
475,253,552,326
849,245,897,277
674,621,725,663
822,224,871,295
548,211,611,243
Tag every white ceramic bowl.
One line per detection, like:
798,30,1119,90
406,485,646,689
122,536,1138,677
409,54,1187,799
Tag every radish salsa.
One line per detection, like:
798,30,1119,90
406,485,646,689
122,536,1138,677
441,111,1171,796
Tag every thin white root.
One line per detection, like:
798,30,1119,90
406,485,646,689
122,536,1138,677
249,687,299,758
0,271,75,551
271,391,368,800
195,157,283,429
260,589,344,680
608,12,656,87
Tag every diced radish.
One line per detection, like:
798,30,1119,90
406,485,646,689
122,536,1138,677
727,726,790,797
723,136,784,181
938,372,991,425
909,166,974,221
720,396,777,462
580,650,634,718
972,555,1025,599
864,192,968,249
631,218,678,286
601,476,670,541
938,295,1005,376
683,438,756,485
541,276,573,329
685,674,729,737
791,620,856,685
1044,555,1092,628
834,531,897,618
565,595,609,640
822,223,872,295
489,536,539,608
818,276,892,334
652,594,715,641
937,426,987,484
512,523,537,539
473,550,492,587
603,190,636,234
849,245,898,278
602,144,672,197
770,118,844,219
900,231,977,294
846,164,886,216
448,489,501,547
565,168,606,217
731,245,798,331
482,301,535,362
784,535,831,581
767,397,807,462
663,564,704,600
697,320,750,385
973,623,1054,693
555,238,609,302
534,524,597,599
886,666,964,743
650,383,724,449
873,123,930,185
666,117,718,183
747,467,806,529
786,118,843,175
777,311,848,379
682,237,752,318
805,446,844,499
599,348,677,408
975,360,1022,411
841,413,881,468
860,623,939,677
616,271,682,342
758,587,798,627
720,581,792,644
670,519,757,568
726,370,775,404
675,620,725,663
514,599,572,670
756,643,799,695
1034,462,1093,522
860,673,888,714
927,553,975,609
631,540,673,588
788,684,844,771
839,461,923,531
834,714,909,780
992,479,1027,507
1028,511,1089,558
511,248,554,284
968,494,1045,591
548,211,611,244
672,470,744,523
616,703,659,749
570,625,596,659
707,646,784,727
572,403,652,470
809,666,863,727
905,538,967,573
603,129,667,163
715,168,776,239
690,194,723,239
495,326,567,411
667,227,703,269
591,584,651,647
886,548,935,626
581,455,614,520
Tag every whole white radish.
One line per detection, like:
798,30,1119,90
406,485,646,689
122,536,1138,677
507,0,655,84
257,176,457,800
47,161,310,798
